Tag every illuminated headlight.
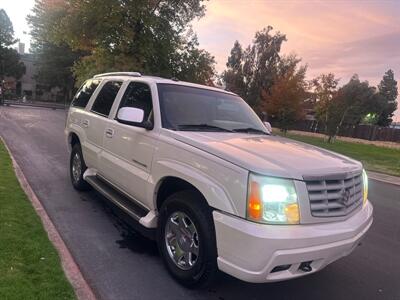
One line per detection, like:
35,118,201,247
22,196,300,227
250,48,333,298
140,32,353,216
247,173,299,224
362,169,368,206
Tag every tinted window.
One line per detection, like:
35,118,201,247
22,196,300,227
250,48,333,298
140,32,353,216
157,84,266,132
119,82,153,121
71,79,101,108
91,81,122,116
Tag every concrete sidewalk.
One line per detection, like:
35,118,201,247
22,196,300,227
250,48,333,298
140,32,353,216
3,100,67,110
368,171,400,186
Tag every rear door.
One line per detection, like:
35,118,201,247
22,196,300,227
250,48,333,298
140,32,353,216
69,79,101,168
85,80,123,169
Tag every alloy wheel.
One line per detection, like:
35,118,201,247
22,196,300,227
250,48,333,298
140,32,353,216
165,211,200,270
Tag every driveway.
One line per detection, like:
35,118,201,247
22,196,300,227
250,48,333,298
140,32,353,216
1,106,399,300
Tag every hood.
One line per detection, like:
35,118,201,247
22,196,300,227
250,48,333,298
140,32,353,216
168,131,362,180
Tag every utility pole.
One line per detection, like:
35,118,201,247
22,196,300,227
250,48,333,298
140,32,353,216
0,57,4,106
0,80,4,105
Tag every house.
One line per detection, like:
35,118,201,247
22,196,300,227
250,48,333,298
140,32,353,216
5,43,61,102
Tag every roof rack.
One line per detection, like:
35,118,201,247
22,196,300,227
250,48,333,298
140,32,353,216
93,72,142,78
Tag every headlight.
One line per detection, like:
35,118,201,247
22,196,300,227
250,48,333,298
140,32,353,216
362,169,368,206
247,173,299,224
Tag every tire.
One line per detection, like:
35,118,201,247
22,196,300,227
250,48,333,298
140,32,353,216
157,190,218,288
70,144,91,191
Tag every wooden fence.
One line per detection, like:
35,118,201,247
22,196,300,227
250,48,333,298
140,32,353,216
291,120,400,142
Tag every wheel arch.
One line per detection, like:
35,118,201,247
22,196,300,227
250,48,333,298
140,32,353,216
155,176,207,211
152,161,238,215
68,132,81,150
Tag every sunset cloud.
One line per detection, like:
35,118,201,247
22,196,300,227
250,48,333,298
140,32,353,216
193,0,400,121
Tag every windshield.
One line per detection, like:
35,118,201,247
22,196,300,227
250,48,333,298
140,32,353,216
157,84,267,133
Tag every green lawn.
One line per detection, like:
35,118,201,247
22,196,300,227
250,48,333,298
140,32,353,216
0,141,75,300
278,132,400,177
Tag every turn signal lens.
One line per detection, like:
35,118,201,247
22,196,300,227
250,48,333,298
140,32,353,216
248,181,262,220
284,203,300,224
362,169,368,206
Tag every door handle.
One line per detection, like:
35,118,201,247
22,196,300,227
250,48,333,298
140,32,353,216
105,128,114,138
82,119,89,128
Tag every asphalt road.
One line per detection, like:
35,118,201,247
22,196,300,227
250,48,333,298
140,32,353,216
1,105,400,300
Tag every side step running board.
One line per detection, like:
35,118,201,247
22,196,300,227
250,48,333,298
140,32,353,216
85,175,149,221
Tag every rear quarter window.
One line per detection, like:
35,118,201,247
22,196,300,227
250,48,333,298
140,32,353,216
71,79,101,108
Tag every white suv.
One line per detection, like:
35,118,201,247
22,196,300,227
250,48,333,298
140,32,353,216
65,72,373,287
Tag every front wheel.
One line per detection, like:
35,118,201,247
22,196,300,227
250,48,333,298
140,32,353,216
157,190,218,288
70,144,91,191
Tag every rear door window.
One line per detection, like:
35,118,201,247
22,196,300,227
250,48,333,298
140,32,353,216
91,81,123,117
71,79,101,108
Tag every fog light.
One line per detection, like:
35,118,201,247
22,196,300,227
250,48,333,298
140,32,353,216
299,261,313,272
271,264,291,273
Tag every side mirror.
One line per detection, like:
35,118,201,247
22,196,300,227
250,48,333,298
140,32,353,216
116,107,153,130
263,121,272,134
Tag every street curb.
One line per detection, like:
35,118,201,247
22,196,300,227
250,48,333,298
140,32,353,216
367,171,400,187
3,101,67,110
1,137,97,300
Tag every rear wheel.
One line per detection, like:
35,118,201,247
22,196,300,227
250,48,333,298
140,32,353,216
157,190,218,288
70,144,91,191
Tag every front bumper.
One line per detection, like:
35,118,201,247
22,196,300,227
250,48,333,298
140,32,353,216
213,201,373,283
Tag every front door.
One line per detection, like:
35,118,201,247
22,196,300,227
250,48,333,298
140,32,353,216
100,81,157,208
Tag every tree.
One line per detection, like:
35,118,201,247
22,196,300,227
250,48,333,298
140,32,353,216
223,41,246,97
377,69,398,126
1,48,26,79
258,55,307,132
30,0,215,85
28,1,81,102
310,73,339,135
32,43,80,102
0,9,25,81
223,27,287,110
325,75,376,142
360,91,386,125
171,35,216,84
0,9,16,48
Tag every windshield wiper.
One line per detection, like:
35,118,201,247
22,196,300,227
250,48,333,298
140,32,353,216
232,127,269,135
176,124,233,132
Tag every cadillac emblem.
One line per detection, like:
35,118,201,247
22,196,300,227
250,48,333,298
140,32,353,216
339,189,351,206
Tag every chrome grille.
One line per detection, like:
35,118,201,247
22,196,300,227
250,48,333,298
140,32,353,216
305,173,363,217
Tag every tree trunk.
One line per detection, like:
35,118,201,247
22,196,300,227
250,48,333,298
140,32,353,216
324,111,328,135
332,107,351,142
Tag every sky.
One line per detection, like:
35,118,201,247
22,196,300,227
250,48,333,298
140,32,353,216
1,0,399,121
